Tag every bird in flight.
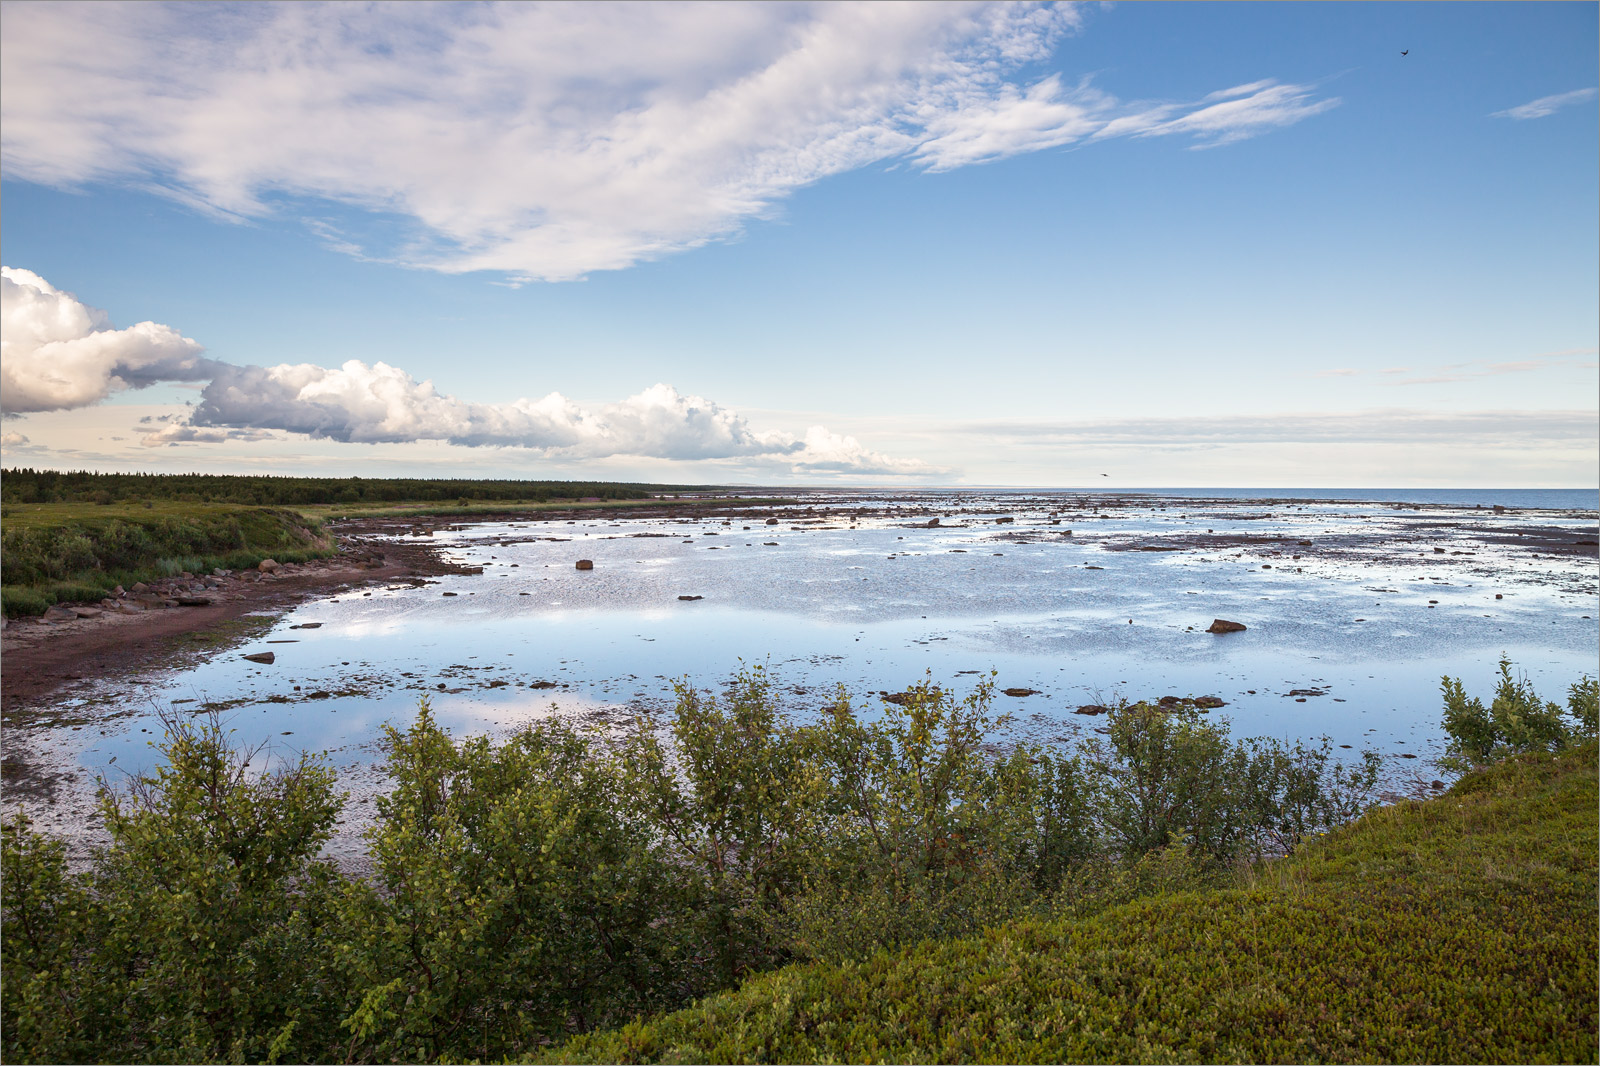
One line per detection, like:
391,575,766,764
1401,49,1409,55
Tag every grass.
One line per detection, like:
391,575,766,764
1,501,334,616
540,742,1599,1065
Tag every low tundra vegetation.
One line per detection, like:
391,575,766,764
2,663,1594,1064
0,503,333,616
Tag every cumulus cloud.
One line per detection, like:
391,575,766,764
1492,88,1598,121
141,360,932,473
1,430,31,448
1,2,1335,281
0,266,215,413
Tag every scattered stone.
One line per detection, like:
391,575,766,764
1074,704,1108,715
258,559,280,573
528,680,558,689
576,559,594,570
112,585,125,597
242,652,276,665
1494,593,1503,599
995,516,1014,524
131,582,149,593
43,606,78,622
1194,696,1226,709
176,597,212,607
290,622,323,629
926,518,940,528
1433,547,1445,553
487,679,509,688
442,591,458,597
1003,687,1039,697
765,517,779,525
678,595,704,601
306,690,331,699
1206,619,1247,634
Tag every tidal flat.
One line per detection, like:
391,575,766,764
5,488,1596,864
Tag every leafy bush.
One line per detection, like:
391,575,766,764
2,712,344,1064
1440,657,1598,771
0,672,1414,1063
337,702,685,1062
542,741,1599,1065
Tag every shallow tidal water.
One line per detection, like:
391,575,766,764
7,489,1597,858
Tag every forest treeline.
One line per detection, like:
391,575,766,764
0,469,711,506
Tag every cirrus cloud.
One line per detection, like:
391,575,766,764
1,1,1337,282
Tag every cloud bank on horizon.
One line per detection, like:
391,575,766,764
0,0,1336,283
0,266,929,474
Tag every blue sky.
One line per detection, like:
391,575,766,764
2,1,1595,486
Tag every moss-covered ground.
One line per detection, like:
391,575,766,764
542,742,1599,1065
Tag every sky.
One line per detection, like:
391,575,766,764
1,0,1596,487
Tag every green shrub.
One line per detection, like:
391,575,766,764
2,712,345,1064
540,742,1599,1066
1440,657,1597,772
336,701,684,1062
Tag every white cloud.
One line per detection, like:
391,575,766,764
0,266,214,413
1492,88,1598,121
146,359,933,473
957,409,1600,446
916,76,1335,168
1,430,31,448
0,2,1335,281
0,267,933,472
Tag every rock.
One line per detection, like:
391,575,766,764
528,680,558,689
1194,696,1226,708
1206,619,1247,634
1074,704,1108,715
926,518,940,528
112,585,125,597
765,517,779,525
678,595,704,601
1430,780,1446,790
116,601,145,613
242,652,276,665
306,690,331,699
441,591,457,596
213,568,229,577
258,559,280,573
290,622,323,629
131,582,149,593
1003,687,1039,697
1433,547,1445,553
1494,593,1503,599
995,516,1014,524
43,605,78,622
176,597,212,607
575,559,594,570
1492,504,1506,513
